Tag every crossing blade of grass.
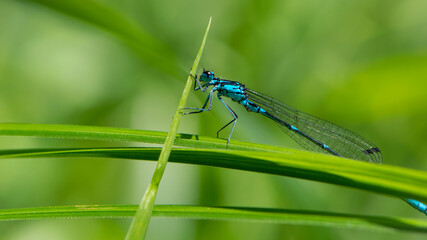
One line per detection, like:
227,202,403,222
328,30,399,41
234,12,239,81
0,205,426,233
18,0,183,78
0,123,285,152
1,147,427,203
125,17,212,240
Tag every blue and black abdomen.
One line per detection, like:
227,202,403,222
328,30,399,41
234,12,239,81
244,88,383,164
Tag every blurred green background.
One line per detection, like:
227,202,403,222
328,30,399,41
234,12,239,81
1,0,426,239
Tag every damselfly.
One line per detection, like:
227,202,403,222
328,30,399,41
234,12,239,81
183,70,426,215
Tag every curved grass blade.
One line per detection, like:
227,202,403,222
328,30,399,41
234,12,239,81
1,147,426,203
0,205,426,233
0,123,285,152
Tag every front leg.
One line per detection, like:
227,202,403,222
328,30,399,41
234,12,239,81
190,74,201,91
182,88,215,115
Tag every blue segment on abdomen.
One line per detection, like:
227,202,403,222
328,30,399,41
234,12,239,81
265,112,343,157
406,199,427,214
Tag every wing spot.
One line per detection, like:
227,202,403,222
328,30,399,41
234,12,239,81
363,147,381,154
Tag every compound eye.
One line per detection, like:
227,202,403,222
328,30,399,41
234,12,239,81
201,70,215,80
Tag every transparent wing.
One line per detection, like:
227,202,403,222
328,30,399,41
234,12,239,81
246,88,382,163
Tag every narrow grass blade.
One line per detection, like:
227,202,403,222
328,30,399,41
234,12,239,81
0,123,285,152
125,17,212,240
1,147,426,203
1,205,427,233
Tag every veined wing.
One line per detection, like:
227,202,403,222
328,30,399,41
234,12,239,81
246,88,383,164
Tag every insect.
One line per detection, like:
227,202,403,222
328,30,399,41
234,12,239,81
183,70,426,215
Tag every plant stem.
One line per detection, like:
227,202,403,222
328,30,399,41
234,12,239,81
124,17,212,240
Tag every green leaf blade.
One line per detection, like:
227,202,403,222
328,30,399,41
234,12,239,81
1,147,426,203
125,17,212,240
0,123,285,152
1,205,427,233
